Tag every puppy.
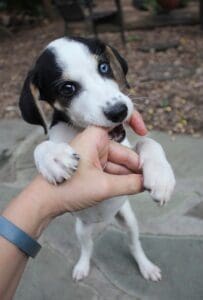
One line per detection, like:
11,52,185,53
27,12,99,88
19,37,175,282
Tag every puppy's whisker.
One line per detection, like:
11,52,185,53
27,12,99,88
127,92,147,99
128,95,149,102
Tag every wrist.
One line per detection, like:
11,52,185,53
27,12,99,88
2,197,49,240
2,176,60,239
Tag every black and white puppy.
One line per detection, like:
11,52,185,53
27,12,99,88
19,37,175,282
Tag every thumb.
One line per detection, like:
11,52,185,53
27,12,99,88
128,111,148,136
104,173,143,199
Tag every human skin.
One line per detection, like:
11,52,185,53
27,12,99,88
0,111,147,299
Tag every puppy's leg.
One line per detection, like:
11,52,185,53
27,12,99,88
72,218,94,281
115,200,161,281
136,137,176,205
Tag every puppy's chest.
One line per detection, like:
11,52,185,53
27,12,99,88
48,122,80,143
74,195,127,224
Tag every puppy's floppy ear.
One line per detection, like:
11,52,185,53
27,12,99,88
106,45,130,88
19,70,48,134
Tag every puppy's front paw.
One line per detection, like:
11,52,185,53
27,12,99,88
143,160,176,206
34,141,80,184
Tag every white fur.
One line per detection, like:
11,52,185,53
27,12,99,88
72,218,93,281
45,122,175,281
34,140,79,184
117,201,161,281
48,38,133,128
36,125,175,281
32,38,175,282
136,137,176,206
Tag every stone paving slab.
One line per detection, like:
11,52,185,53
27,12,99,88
126,129,203,236
186,201,203,220
94,229,203,300
127,129,203,179
16,245,99,300
0,119,41,183
0,119,34,153
128,186,203,236
41,215,135,300
0,183,22,211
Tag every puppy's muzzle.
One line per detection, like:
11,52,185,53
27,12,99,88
103,102,128,123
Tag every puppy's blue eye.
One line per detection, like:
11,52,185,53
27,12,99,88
99,62,110,74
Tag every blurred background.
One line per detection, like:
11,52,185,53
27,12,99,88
0,0,202,137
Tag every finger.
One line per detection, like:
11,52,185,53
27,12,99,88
104,162,133,175
104,174,144,198
128,111,148,136
71,126,109,158
108,141,140,172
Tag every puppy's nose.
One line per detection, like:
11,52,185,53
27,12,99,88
103,102,128,123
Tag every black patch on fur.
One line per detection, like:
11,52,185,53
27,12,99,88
19,48,63,133
51,109,73,127
19,71,47,130
19,47,78,133
33,48,62,102
71,37,106,56
109,46,128,75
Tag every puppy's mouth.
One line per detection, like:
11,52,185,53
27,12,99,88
109,124,126,142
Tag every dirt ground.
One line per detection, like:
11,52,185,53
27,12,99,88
0,17,203,136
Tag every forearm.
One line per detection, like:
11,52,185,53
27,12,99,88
0,176,57,299
0,237,27,300
3,179,51,238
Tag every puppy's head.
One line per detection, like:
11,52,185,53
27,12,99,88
19,37,133,132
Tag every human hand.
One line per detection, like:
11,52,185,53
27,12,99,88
2,114,146,239
52,126,143,214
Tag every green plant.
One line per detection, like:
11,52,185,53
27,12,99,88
127,34,142,42
144,0,159,11
180,0,189,6
144,0,160,13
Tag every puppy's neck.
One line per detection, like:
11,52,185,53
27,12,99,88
49,121,81,143
49,120,126,144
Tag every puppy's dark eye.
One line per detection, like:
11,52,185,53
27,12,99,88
60,82,76,97
99,62,110,74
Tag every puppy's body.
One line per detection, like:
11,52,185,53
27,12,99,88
19,37,175,282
